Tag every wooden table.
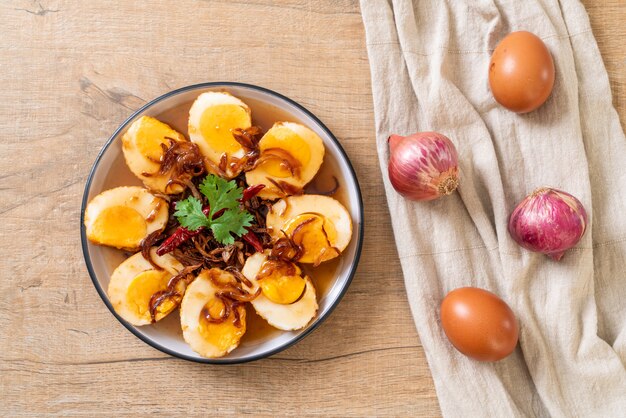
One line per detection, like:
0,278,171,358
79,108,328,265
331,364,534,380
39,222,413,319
1,1,623,416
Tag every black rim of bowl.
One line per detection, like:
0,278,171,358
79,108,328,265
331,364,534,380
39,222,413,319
80,81,364,364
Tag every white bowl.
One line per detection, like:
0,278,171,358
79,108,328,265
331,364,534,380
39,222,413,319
80,82,364,363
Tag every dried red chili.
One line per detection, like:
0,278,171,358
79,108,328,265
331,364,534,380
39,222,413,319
241,184,265,202
156,206,210,256
241,229,264,253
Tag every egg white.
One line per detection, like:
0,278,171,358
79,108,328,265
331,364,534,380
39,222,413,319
242,252,318,331
245,122,325,199
180,269,247,358
107,248,184,326
84,186,169,250
266,194,352,261
121,116,187,194
188,92,251,177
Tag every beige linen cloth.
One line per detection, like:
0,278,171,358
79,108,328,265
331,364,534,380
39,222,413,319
360,0,626,416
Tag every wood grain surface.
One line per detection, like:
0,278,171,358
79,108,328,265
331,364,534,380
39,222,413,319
0,1,623,416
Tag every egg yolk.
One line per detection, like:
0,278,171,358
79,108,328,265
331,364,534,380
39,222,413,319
258,126,311,178
126,270,174,321
198,104,250,155
199,300,246,353
205,297,227,318
91,206,147,248
133,117,180,161
258,262,306,304
284,213,339,264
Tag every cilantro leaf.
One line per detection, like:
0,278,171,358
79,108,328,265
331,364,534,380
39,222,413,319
199,175,244,219
210,209,254,245
173,197,210,230
173,175,255,245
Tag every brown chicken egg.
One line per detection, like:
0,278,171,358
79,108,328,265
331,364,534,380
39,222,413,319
440,287,518,362
489,31,555,113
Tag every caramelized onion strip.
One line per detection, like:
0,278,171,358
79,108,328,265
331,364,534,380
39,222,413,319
143,138,205,187
232,126,263,150
267,178,303,196
148,264,201,323
253,148,301,178
140,231,163,270
198,269,262,328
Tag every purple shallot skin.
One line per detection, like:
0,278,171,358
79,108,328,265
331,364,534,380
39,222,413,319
388,132,459,201
508,187,588,260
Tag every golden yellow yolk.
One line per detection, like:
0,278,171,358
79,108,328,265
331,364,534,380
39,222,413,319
91,206,147,248
199,301,246,353
284,213,339,264
259,268,306,305
133,117,180,161
126,270,174,321
206,297,226,318
258,126,311,178
198,104,250,155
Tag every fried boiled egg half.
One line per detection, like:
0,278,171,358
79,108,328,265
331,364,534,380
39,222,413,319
108,249,184,326
245,122,324,199
266,195,352,264
242,252,318,331
188,92,252,178
122,116,187,194
180,269,247,358
84,186,169,250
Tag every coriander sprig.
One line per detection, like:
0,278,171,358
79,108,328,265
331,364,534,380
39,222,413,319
173,175,254,245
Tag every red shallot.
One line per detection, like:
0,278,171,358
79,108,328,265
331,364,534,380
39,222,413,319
508,187,587,261
388,132,459,201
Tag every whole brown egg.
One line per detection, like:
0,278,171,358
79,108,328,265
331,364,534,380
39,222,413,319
440,287,519,361
489,31,555,113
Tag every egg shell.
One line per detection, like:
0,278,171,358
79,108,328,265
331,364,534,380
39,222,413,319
245,122,325,199
489,31,555,113
107,249,183,326
121,116,187,194
440,287,519,362
84,186,169,250
266,195,353,263
242,252,318,331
